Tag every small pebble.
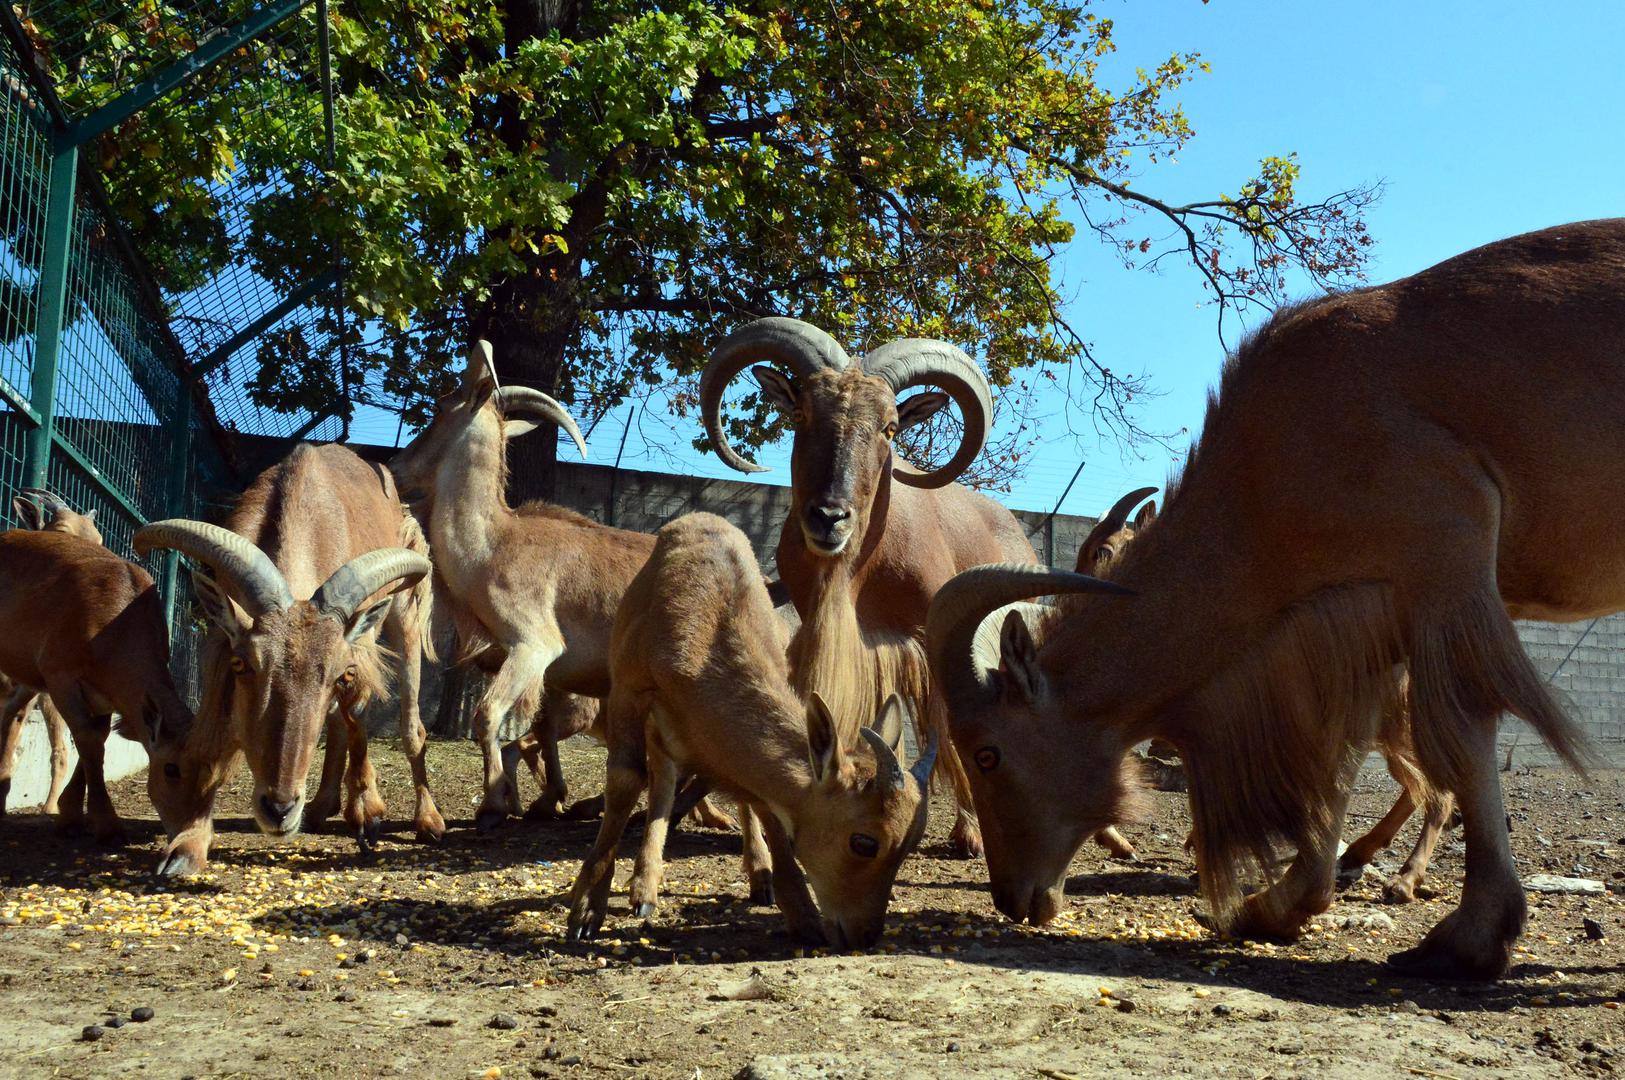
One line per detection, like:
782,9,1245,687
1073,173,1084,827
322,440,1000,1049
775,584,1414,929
1583,918,1606,941
104,1016,126,1030
336,990,359,1003
81,1025,104,1042
429,1017,457,1028
946,1042,960,1053
490,1014,519,1031
130,1007,155,1023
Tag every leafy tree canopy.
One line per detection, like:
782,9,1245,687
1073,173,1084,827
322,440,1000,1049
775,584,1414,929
43,0,1376,490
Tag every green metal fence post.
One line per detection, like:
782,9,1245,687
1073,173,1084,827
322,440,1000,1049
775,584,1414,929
22,139,77,489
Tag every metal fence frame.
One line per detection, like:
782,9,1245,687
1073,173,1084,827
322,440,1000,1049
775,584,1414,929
0,0,341,686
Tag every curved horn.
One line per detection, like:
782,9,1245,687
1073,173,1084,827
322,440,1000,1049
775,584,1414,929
20,487,70,518
860,338,992,489
859,726,907,795
1076,486,1158,571
134,520,293,619
475,339,498,389
311,547,432,626
910,725,938,790
926,563,1136,715
699,317,854,475
495,385,588,459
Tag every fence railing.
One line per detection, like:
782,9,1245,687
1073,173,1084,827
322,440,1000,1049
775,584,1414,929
0,1,346,689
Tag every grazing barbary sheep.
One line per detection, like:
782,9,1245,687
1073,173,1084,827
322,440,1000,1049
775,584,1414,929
1081,486,1454,903
0,489,99,817
135,443,435,874
566,512,935,948
928,220,1619,980
0,524,194,843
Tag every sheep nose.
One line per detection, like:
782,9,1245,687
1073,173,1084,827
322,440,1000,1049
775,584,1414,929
259,793,300,830
807,503,851,528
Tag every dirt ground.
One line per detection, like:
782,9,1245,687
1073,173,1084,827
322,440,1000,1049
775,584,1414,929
0,739,1620,1079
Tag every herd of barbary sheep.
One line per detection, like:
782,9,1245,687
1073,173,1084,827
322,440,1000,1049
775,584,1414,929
2,219,1623,983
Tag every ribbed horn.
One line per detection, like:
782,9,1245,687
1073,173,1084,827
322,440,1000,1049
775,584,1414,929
926,563,1136,714
911,726,939,789
19,487,70,518
468,339,498,391
860,338,992,489
311,548,431,626
1076,486,1158,571
700,317,853,475
860,727,907,795
495,385,588,459
134,520,294,619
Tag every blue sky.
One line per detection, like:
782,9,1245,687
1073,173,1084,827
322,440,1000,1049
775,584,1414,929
346,0,1625,518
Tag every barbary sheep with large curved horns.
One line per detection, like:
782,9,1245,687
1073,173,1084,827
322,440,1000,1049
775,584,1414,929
700,316,1134,861
928,219,1621,981
135,443,435,874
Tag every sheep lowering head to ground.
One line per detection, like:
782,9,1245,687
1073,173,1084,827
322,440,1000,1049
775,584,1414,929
567,512,934,949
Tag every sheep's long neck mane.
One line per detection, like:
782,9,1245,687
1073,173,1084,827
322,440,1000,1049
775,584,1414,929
788,555,926,740
428,409,511,578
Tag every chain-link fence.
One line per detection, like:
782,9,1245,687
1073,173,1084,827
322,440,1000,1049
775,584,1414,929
0,0,346,699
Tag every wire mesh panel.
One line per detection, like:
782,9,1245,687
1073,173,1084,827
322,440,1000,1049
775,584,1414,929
51,200,185,530
0,52,50,505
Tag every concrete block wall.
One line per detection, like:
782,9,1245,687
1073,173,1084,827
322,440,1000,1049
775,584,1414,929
4,707,147,811
1504,615,1625,767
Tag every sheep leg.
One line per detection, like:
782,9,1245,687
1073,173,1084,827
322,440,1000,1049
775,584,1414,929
1338,787,1417,888
46,689,121,844
926,696,983,859
305,712,347,826
756,808,823,945
42,696,70,816
339,695,386,851
566,692,647,940
58,762,86,828
1383,790,1453,904
515,710,569,821
1390,719,1521,979
1092,826,1136,860
389,606,444,843
1231,752,1360,941
628,748,679,918
688,793,737,832
475,642,553,832
0,684,33,814
741,803,774,905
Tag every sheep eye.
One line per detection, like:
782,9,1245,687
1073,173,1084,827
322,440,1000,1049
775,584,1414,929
882,422,898,441
336,668,357,690
229,655,249,676
975,746,1001,772
849,833,879,858
163,763,181,781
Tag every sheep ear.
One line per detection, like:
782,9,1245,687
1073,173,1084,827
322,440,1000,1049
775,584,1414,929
11,495,42,531
503,417,539,439
1133,500,1157,529
873,694,907,755
190,568,252,646
806,692,841,782
997,608,1041,704
896,391,949,433
751,366,797,414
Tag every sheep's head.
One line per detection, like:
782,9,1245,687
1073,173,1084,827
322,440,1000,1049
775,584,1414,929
793,694,935,948
389,340,586,504
135,522,428,837
700,318,991,558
